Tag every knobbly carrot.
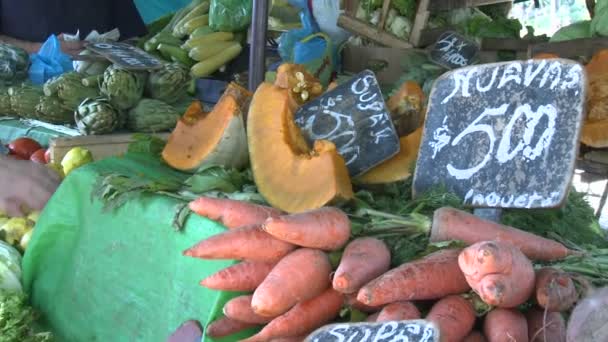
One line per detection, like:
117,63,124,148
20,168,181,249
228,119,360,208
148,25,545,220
426,295,476,342
463,331,487,342
431,207,576,261
242,288,344,342
252,248,332,317
200,260,276,291
357,249,470,306
526,307,566,342
483,308,528,342
183,225,296,262
333,237,391,294
534,267,578,312
224,295,275,324
376,301,421,322
205,316,258,338
344,293,383,313
458,241,535,308
189,197,282,229
262,207,351,251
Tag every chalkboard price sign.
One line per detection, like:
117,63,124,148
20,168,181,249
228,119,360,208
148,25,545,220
294,70,400,177
305,320,439,342
85,42,163,70
413,59,586,209
429,31,479,70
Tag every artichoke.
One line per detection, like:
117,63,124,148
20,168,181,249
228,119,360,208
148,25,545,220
100,65,146,111
8,84,43,118
35,95,74,124
127,98,180,132
43,71,99,111
75,97,121,135
145,63,191,104
0,43,29,84
0,87,12,115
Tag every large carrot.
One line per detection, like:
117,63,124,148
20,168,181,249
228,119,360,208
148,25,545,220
463,331,487,342
189,197,282,229
183,225,296,262
252,248,332,317
357,249,470,306
262,207,351,251
224,295,274,324
242,288,344,342
534,267,578,312
205,316,258,338
376,301,421,322
200,260,276,291
431,207,575,261
483,308,528,342
344,293,383,313
333,237,391,294
426,295,476,342
526,307,566,342
458,241,536,308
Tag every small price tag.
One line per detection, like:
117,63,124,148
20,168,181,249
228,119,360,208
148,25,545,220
429,31,479,70
305,320,439,342
85,42,163,70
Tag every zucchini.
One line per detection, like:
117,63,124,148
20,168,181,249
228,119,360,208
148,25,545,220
157,44,195,67
183,32,234,50
145,32,182,52
172,1,210,36
189,41,239,61
82,74,102,88
190,26,214,39
137,12,174,49
191,43,242,78
183,15,209,35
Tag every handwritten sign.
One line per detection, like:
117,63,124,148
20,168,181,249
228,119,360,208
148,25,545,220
305,320,439,342
85,42,163,70
294,70,400,177
413,59,586,209
429,31,479,70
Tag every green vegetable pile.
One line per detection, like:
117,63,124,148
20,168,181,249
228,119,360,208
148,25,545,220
0,290,53,342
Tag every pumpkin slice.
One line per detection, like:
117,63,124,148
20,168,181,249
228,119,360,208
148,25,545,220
162,83,251,172
532,53,559,59
387,81,426,137
275,63,323,106
247,82,353,213
581,119,608,148
356,126,423,184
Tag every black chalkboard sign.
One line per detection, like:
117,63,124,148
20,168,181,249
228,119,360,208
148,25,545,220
305,320,439,342
294,70,400,177
429,31,479,70
85,42,163,70
413,59,586,209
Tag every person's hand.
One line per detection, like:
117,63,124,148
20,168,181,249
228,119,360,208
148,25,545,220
0,156,61,216
58,34,85,56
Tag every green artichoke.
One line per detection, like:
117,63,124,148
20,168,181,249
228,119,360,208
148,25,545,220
127,98,180,132
43,72,99,111
8,84,43,118
0,87,12,115
35,96,74,124
0,43,29,84
145,63,191,104
75,97,121,135
100,65,146,111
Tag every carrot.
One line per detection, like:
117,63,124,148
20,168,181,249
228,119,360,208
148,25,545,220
183,225,296,262
534,267,578,312
205,316,258,338
344,292,383,313
252,248,332,317
463,331,488,342
483,308,528,342
200,260,276,291
426,295,476,342
333,237,391,294
458,241,535,308
526,307,566,342
431,207,575,261
366,312,380,322
242,288,344,342
224,295,275,324
357,249,470,306
189,196,282,229
375,301,421,322
262,207,351,251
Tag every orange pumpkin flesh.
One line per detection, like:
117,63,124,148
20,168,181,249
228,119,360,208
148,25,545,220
532,53,559,59
387,81,426,137
162,83,251,172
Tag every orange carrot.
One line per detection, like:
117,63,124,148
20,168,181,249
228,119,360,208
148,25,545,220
463,331,487,342
242,288,344,342
357,249,470,306
205,316,258,338
376,301,421,322
224,295,275,324
333,237,391,294
200,260,276,291
252,248,332,317
458,241,535,308
431,207,576,261
183,225,296,262
526,307,566,342
262,207,351,251
366,312,380,322
426,295,476,342
534,267,578,312
189,197,282,229
483,308,528,342
344,292,383,313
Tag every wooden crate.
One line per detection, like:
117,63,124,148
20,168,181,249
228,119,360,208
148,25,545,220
528,37,608,60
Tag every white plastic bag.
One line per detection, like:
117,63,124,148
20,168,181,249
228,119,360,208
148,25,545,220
311,0,351,45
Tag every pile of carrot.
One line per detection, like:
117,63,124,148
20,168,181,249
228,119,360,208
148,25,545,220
184,197,597,342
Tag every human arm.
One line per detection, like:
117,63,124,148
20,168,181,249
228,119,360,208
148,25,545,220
0,35,41,54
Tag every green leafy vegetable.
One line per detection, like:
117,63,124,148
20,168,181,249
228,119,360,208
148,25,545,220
391,0,416,19
127,133,167,156
0,290,53,342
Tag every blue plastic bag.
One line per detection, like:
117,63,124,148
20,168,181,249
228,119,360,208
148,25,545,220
278,4,319,62
29,35,74,85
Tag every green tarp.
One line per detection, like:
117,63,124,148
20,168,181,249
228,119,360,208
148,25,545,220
21,153,256,341
0,119,72,147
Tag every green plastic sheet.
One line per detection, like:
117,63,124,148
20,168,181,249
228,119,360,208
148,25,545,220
21,153,255,341
0,118,72,147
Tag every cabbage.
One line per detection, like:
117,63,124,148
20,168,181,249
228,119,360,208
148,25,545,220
0,262,21,292
0,241,21,292
389,16,412,39
591,1,608,37
551,20,591,42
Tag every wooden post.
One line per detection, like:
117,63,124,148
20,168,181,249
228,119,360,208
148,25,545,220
409,0,430,47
